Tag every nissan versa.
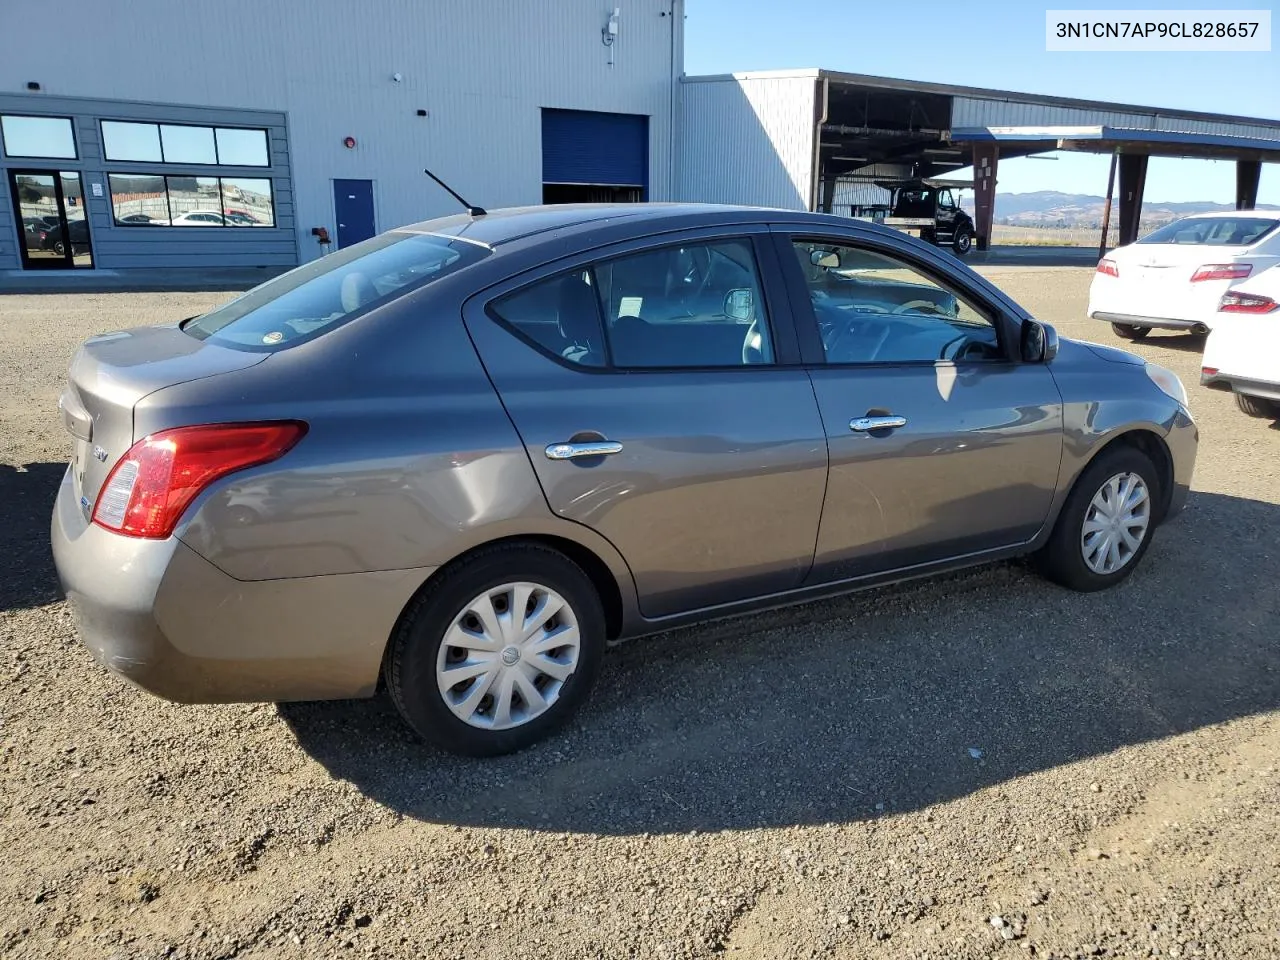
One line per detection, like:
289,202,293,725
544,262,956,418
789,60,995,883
52,204,1197,756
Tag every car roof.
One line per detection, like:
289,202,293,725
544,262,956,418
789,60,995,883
391,203,839,248
1180,209,1280,220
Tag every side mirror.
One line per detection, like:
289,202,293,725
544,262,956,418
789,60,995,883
1020,320,1060,363
723,288,754,322
810,249,841,269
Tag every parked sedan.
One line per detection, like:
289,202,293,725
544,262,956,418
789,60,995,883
170,211,228,226
1089,211,1280,340
40,218,91,257
1201,266,1280,419
51,204,1197,756
21,217,51,250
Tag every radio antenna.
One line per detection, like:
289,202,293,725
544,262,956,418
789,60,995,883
424,168,486,217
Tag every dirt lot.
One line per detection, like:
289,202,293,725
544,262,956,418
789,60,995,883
2,270,1278,960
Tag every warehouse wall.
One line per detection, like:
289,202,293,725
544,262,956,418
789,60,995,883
0,0,679,266
679,73,818,210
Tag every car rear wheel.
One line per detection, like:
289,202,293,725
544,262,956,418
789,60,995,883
952,228,972,255
385,543,606,756
1236,392,1280,419
52,240,67,257
1110,322,1149,341
1035,446,1159,592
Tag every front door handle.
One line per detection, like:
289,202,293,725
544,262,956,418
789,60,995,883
545,440,624,460
850,415,908,432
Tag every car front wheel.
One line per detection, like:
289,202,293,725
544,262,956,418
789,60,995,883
1110,322,1149,341
385,543,606,756
952,228,972,255
1035,446,1159,592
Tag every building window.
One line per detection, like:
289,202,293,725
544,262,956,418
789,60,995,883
109,174,274,227
160,125,216,165
1,115,77,159
215,127,269,167
101,120,268,167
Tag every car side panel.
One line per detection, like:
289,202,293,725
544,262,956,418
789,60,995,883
1036,338,1197,536
143,285,634,613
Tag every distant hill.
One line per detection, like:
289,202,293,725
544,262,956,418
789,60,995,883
959,190,1280,229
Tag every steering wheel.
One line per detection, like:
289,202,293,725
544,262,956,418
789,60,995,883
825,320,891,363
742,318,764,364
939,334,997,361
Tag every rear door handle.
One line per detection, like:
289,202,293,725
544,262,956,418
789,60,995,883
850,415,907,432
545,440,624,460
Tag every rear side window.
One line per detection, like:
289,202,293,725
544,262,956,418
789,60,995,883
183,232,488,350
489,238,774,370
1139,217,1279,246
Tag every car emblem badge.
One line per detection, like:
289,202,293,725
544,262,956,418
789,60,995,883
262,331,284,345
92,445,109,462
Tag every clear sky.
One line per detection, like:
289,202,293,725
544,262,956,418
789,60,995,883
683,0,1280,204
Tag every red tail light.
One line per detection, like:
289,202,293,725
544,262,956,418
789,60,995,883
92,421,307,539
1219,291,1278,314
1191,263,1252,282
1096,258,1119,278
1201,366,1219,376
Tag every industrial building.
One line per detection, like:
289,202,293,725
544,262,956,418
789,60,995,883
2,1,1278,288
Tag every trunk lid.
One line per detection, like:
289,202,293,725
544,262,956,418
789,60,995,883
60,324,268,513
1110,243,1277,322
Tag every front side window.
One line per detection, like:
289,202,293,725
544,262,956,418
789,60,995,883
937,189,955,209
1,115,76,159
183,232,488,351
790,240,1001,364
490,238,774,370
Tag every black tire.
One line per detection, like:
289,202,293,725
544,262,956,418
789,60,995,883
1110,322,1149,341
1034,446,1160,592
952,228,973,255
52,240,67,257
1236,392,1280,419
385,543,606,757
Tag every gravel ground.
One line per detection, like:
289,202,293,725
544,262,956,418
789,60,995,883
1,270,1278,960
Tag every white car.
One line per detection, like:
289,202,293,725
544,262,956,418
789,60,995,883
1201,267,1280,419
170,211,228,226
1089,211,1280,341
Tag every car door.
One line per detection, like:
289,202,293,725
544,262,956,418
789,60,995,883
935,189,956,238
462,228,829,619
773,229,1064,582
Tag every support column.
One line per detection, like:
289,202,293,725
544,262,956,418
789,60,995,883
971,143,998,251
1236,160,1261,210
1117,154,1149,247
820,176,837,214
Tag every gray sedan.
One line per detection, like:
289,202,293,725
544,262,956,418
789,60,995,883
51,204,1197,756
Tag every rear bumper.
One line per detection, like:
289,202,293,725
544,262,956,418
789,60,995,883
1201,371,1280,401
1092,311,1209,332
51,466,430,704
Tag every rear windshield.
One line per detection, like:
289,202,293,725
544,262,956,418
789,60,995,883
183,232,488,350
1138,216,1279,247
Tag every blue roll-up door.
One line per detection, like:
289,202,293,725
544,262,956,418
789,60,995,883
541,109,649,190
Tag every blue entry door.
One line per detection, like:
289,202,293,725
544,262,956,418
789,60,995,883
333,180,375,248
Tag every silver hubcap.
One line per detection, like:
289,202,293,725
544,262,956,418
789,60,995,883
436,581,580,730
1081,471,1151,575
